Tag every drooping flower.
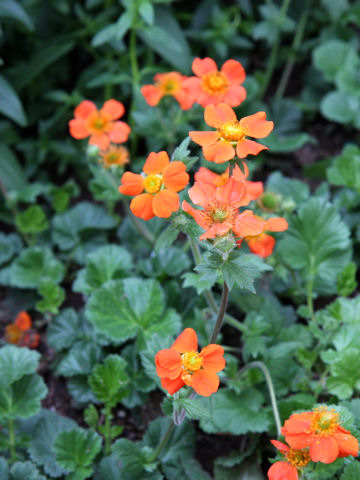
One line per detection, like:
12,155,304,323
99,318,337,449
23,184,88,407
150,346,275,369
141,72,194,110
99,145,130,168
195,163,263,201
282,406,359,464
190,103,274,163
5,311,40,349
119,151,189,220
155,328,225,396
183,57,246,107
237,215,288,257
69,99,131,150
182,178,266,241
268,440,311,480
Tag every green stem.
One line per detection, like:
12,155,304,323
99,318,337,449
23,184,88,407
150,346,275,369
306,255,316,322
275,1,310,99
104,403,112,455
257,0,292,100
209,282,229,344
104,0,114,99
129,1,140,158
238,361,282,437
147,421,175,463
8,419,16,463
123,200,155,245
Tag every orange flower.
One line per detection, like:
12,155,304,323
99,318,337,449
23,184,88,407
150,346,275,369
183,57,246,107
141,72,194,110
238,216,288,257
5,311,40,349
119,151,189,220
100,145,129,168
282,407,359,464
182,178,266,241
69,99,131,150
195,163,263,201
190,103,274,163
268,440,311,480
155,328,225,396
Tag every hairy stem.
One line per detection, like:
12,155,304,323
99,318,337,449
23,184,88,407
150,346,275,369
123,200,155,245
147,421,175,462
209,282,229,344
239,361,282,437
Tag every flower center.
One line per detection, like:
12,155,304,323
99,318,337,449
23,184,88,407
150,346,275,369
286,448,311,469
202,72,228,95
144,174,163,194
218,121,245,142
86,112,111,134
5,324,23,344
163,79,178,94
311,407,340,436
102,147,129,167
210,208,229,223
182,352,203,373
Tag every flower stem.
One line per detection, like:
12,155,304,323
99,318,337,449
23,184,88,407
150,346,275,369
8,419,16,463
306,255,316,322
147,421,175,463
104,403,112,455
238,361,282,437
209,282,229,344
123,199,155,245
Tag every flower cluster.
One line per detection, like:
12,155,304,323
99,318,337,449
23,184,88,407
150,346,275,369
5,311,40,349
268,406,359,479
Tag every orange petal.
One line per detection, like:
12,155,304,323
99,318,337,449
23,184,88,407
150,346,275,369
270,440,290,454
155,349,182,379
268,462,298,480
14,311,31,331
89,133,109,150
143,151,169,175
174,90,195,110
101,99,125,120
74,100,97,119
247,234,275,258
282,413,313,436
130,193,154,220
233,210,266,237
162,161,189,192
197,91,222,108
334,431,359,457
182,77,202,99
204,103,236,128
152,190,179,218
239,111,274,138
68,118,89,139
215,177,249,207
190,369,219,397
200,344,225,372
222,85,247,107
119,172,144,196
195,167,222,185
236,139,267,158
203,140,235,163
221,60,246,85
232,162,249,181
161,376,185,395
141,85,163,106
109,121,131,143
182,201,209,231
265,217,288,232
192,57,218,77
199,222,232,241
188,182,216,207
310,436,339,464
171,328,198,353
189,131,219,147
246,181,263,200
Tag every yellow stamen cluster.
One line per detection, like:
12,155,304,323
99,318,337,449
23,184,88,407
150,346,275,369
162,80,178,94
218,121,245,143
202,72,228,95
286,448,311,468
181,351,203,373
311,407,340,437
144,174,163,194
101,146,129,168
203,202,237,225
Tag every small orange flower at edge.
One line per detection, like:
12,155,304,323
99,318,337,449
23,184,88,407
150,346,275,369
155,328,225,397
184,57,246,107
282,406,359,464
190,103,274,163
182,178,266,241
5,311,40,349
268,440,311,480
69,99,131,150
119,151,189,220
141,72,194,110
195,163,263,201
100,145,130,168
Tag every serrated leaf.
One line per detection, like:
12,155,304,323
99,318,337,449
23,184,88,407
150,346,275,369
328,145,360,192
47,308,80,351
10,461,46,480
36,282,65,315
341,462,360,480
56,344,102,378
140,333,173,385
321,91,358,125
95,454,122,480
89,355,129,406
111,439,147,479
162,457,212,480
327,348,360,399
73,245,133,295
15,205,48,234
154,226,179,253
0,457,8,480
221,252,272,291
84,405,99,430
178,398,211,421
182,272,216,294
86,278,180,347
54,428,102,479
0,233,22,265
313,39,352,81
0,345,40,386
337,263,357,297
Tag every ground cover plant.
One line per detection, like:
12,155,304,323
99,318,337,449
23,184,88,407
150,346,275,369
1,0,360,478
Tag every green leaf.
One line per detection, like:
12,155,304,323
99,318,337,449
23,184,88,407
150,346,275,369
54,428,102,480
47,308,80,351
139,1,154,24
221,252,272,291
0,143,27,192
15,206,48,234
321,91,358,125
182,272,216,294
111,439,150,479
89,355,129,407
86,278,181,347
95,454,122,480
327,145,360,192
162,458,212,480
154,226,179,253
140,333,173,385
73,245,133,295
327,348,360,399
10,461,46,480
337,263,357,297
341,462,360,480
36,282,65,315
0,0,34,31
313,40,352,81
138,247,191,278
8,247,64,289
0,345,40,386
0,74,27,126
56,344,102,378
0,457,8,480
177,398,211,421
266,171,309,205
171,137,198,170
0,233,22,265
84,405,99,430
320,0,349,20
91,11,132,47
52,202,117,251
